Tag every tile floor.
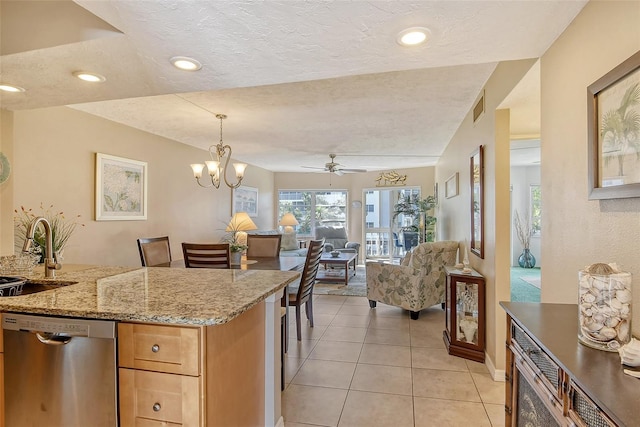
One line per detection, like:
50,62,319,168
282,295,505,427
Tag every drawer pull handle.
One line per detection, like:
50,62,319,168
152,344,160,353
153,403,161,412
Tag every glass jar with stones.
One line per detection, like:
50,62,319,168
578,263,632,351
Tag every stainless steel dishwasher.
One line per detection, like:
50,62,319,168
3,313,118,427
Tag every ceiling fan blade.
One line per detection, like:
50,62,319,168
339,168,367,173
301,166,327,170
333,170,345,176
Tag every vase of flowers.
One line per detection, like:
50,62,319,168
514,209,536,268
14,204,83,262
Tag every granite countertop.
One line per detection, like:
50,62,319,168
0,265,300,326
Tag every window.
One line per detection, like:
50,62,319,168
530,185,541,236
278,190,347,236
366,204,375,213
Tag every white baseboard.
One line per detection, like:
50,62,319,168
485,352,505,382
275,416,285,427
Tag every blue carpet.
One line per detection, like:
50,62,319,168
511,267,540,302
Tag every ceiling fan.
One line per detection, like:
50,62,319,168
302,154,367,176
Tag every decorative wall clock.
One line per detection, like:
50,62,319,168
0,152,10,184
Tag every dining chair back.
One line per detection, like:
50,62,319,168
181,243,231,269
137,236,172,267
246,234,282,258
283,238,325,341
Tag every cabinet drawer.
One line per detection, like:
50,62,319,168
119,323,201,376
568,381,616,427
511,321,562,401
119,368,201,427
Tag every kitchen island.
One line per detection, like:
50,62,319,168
0,265,300,427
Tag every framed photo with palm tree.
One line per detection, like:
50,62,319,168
588,50,640,200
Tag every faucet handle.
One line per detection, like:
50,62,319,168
52,252,63,269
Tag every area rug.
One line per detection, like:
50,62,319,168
313,266,366,297
521,276,541,289
510,267,541,303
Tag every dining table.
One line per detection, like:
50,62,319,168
161,255,306,272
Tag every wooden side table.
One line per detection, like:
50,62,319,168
443,266,485,362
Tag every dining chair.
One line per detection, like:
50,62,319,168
246,234,282,258
137,236,172,267
181,243,231,269
282,238,325,341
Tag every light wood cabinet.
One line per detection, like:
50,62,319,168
118,301,266,427
119,368,201,426
119,323,201,376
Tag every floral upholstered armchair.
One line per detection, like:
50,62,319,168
366,241,458,319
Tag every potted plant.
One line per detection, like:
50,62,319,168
392,194,437,244
14,204,83,262
513,210,536,268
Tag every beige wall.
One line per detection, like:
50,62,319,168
275,167,435,259
6,106,274,266
436,59,537,374
541,0,640,335
0,110,15,254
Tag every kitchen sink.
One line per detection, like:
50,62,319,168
19,280,78,295
0,277,78,297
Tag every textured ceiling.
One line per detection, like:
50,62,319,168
0,0,587,172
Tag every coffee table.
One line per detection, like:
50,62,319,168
316,252,358,286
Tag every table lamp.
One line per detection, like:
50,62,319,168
279,212,299,233
226,212,258,247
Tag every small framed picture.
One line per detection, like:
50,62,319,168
232,185,259,217
95,153,147,220
445,172,459,198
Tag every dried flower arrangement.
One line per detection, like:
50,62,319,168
513,210,531,250
14,204,84,256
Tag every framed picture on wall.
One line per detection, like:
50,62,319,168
587,50,640,200
95,153,147,220
445,172,459,198
232,185,258,217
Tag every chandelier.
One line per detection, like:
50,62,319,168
190,114,247,189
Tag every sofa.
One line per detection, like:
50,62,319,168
314,226,361,264
366,240,458,319
247,230,307,257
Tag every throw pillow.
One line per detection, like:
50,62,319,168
281,232,298,251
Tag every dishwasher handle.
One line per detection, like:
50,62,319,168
35,332,73,345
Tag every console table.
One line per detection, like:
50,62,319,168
501,302,640,426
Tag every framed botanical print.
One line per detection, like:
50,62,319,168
587,50,640,200
95,153,147,220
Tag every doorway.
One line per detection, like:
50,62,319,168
362,186,420,264
510,139,541,302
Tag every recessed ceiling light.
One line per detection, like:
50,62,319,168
73,71,106,82
397,27,431,47
0,84,26,93
170,56,202,71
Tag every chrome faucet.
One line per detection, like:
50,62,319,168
22,216,62,278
